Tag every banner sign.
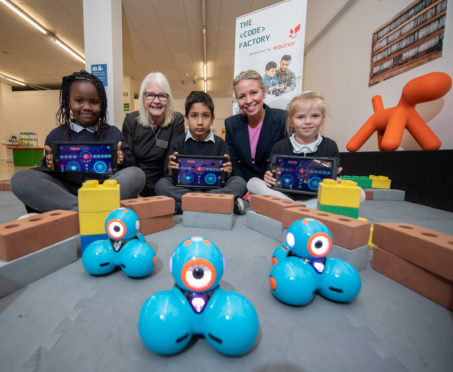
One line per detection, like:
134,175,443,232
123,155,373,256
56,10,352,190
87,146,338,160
233,0,307,113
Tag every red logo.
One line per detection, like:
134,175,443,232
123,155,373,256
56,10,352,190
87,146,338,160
289,24,301,39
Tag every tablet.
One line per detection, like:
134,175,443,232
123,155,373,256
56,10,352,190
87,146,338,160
270,155,338,195
52,141,117,175
175,155,226,189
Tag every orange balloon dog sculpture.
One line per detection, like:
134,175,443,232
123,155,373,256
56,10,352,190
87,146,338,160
347,72,452,151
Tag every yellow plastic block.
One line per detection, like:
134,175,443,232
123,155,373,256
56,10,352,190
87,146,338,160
318,179,361,208
78,180,120,213
359,217,376,249
369,175,391,189
79,211,110,235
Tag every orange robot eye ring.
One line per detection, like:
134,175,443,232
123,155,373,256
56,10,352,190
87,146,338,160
181,258,216,292
106,219,127,240
307,232,332,257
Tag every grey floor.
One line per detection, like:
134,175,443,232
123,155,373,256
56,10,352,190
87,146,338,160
1,191,452,372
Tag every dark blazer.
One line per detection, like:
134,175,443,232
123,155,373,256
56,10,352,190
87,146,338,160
225,103,287,181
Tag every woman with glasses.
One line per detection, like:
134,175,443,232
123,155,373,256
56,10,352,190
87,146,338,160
122,72,185,196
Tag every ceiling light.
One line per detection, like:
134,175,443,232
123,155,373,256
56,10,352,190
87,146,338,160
1,0,85,65
0,0,48,35
203,62,207,93
54,38,85,64
6,77,25,86
202,0,207,93
0,73,26,86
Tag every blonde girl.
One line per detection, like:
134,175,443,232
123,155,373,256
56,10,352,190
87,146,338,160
246,91,342,208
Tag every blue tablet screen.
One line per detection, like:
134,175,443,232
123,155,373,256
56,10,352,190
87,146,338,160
176,157,224,188
272,156,336,195
56,143,114,174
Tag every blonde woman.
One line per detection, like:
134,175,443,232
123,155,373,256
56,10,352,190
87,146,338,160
122,72,184,196
225,70,287,182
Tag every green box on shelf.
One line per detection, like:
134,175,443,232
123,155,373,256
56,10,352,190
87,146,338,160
11,148,43,166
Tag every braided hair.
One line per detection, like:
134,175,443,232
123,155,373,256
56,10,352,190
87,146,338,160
56,70,109,140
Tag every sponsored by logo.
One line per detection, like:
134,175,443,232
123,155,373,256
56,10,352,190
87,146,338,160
289,24,301,39
273,24,301,50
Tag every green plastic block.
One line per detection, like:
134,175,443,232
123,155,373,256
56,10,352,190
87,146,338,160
341,176,372,189
317,203,359,218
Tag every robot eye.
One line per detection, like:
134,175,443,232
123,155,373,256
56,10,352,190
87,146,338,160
106,219,127,240
307,232,332,257
181,258,216,292
286,232,295,248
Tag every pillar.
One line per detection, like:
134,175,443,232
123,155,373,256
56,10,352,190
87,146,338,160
82,0,123,128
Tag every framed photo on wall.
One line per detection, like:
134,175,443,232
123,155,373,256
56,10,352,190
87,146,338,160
369,0,448,86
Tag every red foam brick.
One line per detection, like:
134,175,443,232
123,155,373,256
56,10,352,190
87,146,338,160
373,222,453,282
182,193,234,214
0,181,11,191
365,189,374,200
372,247,453,310
140,215,173,235
281,206,371,249
0,210,79,261
250,195,302,222
121,196,175,218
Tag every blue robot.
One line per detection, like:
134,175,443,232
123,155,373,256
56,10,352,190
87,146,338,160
82,207,156,278
138,237,259,356
269,218,361,306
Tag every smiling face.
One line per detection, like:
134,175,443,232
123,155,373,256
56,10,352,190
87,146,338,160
280,59,291,72
234,79,265,120
186,103,214,141
143,81,168,125
291,100,325,144
69,81,101,127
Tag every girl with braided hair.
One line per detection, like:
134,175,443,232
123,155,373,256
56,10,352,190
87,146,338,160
11,70,146,213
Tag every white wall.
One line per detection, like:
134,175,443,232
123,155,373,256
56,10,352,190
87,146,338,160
0,83,59,161
0,83,6,161
304,0,453,151
1,0,452,161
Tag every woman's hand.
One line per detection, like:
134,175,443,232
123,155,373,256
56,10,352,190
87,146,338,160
117,141,124,165
221,154,232,177
44,145,55,170
168,151,179,176
264,170,276,188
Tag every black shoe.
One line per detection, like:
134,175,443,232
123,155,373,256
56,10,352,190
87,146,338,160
234,197,245,215
174,202,183,215
25,205,40,213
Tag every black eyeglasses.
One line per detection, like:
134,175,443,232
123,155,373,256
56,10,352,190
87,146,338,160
144,92,169,102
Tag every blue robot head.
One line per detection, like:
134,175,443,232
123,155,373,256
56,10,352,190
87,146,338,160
285,218,333,259
170,237,225,293
104,207,140,241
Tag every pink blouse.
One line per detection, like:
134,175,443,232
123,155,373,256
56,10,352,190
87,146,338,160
248,121,263,163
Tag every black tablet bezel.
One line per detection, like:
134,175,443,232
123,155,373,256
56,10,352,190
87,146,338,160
269,154,338,195
174,154,227,189
52,141,117,175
